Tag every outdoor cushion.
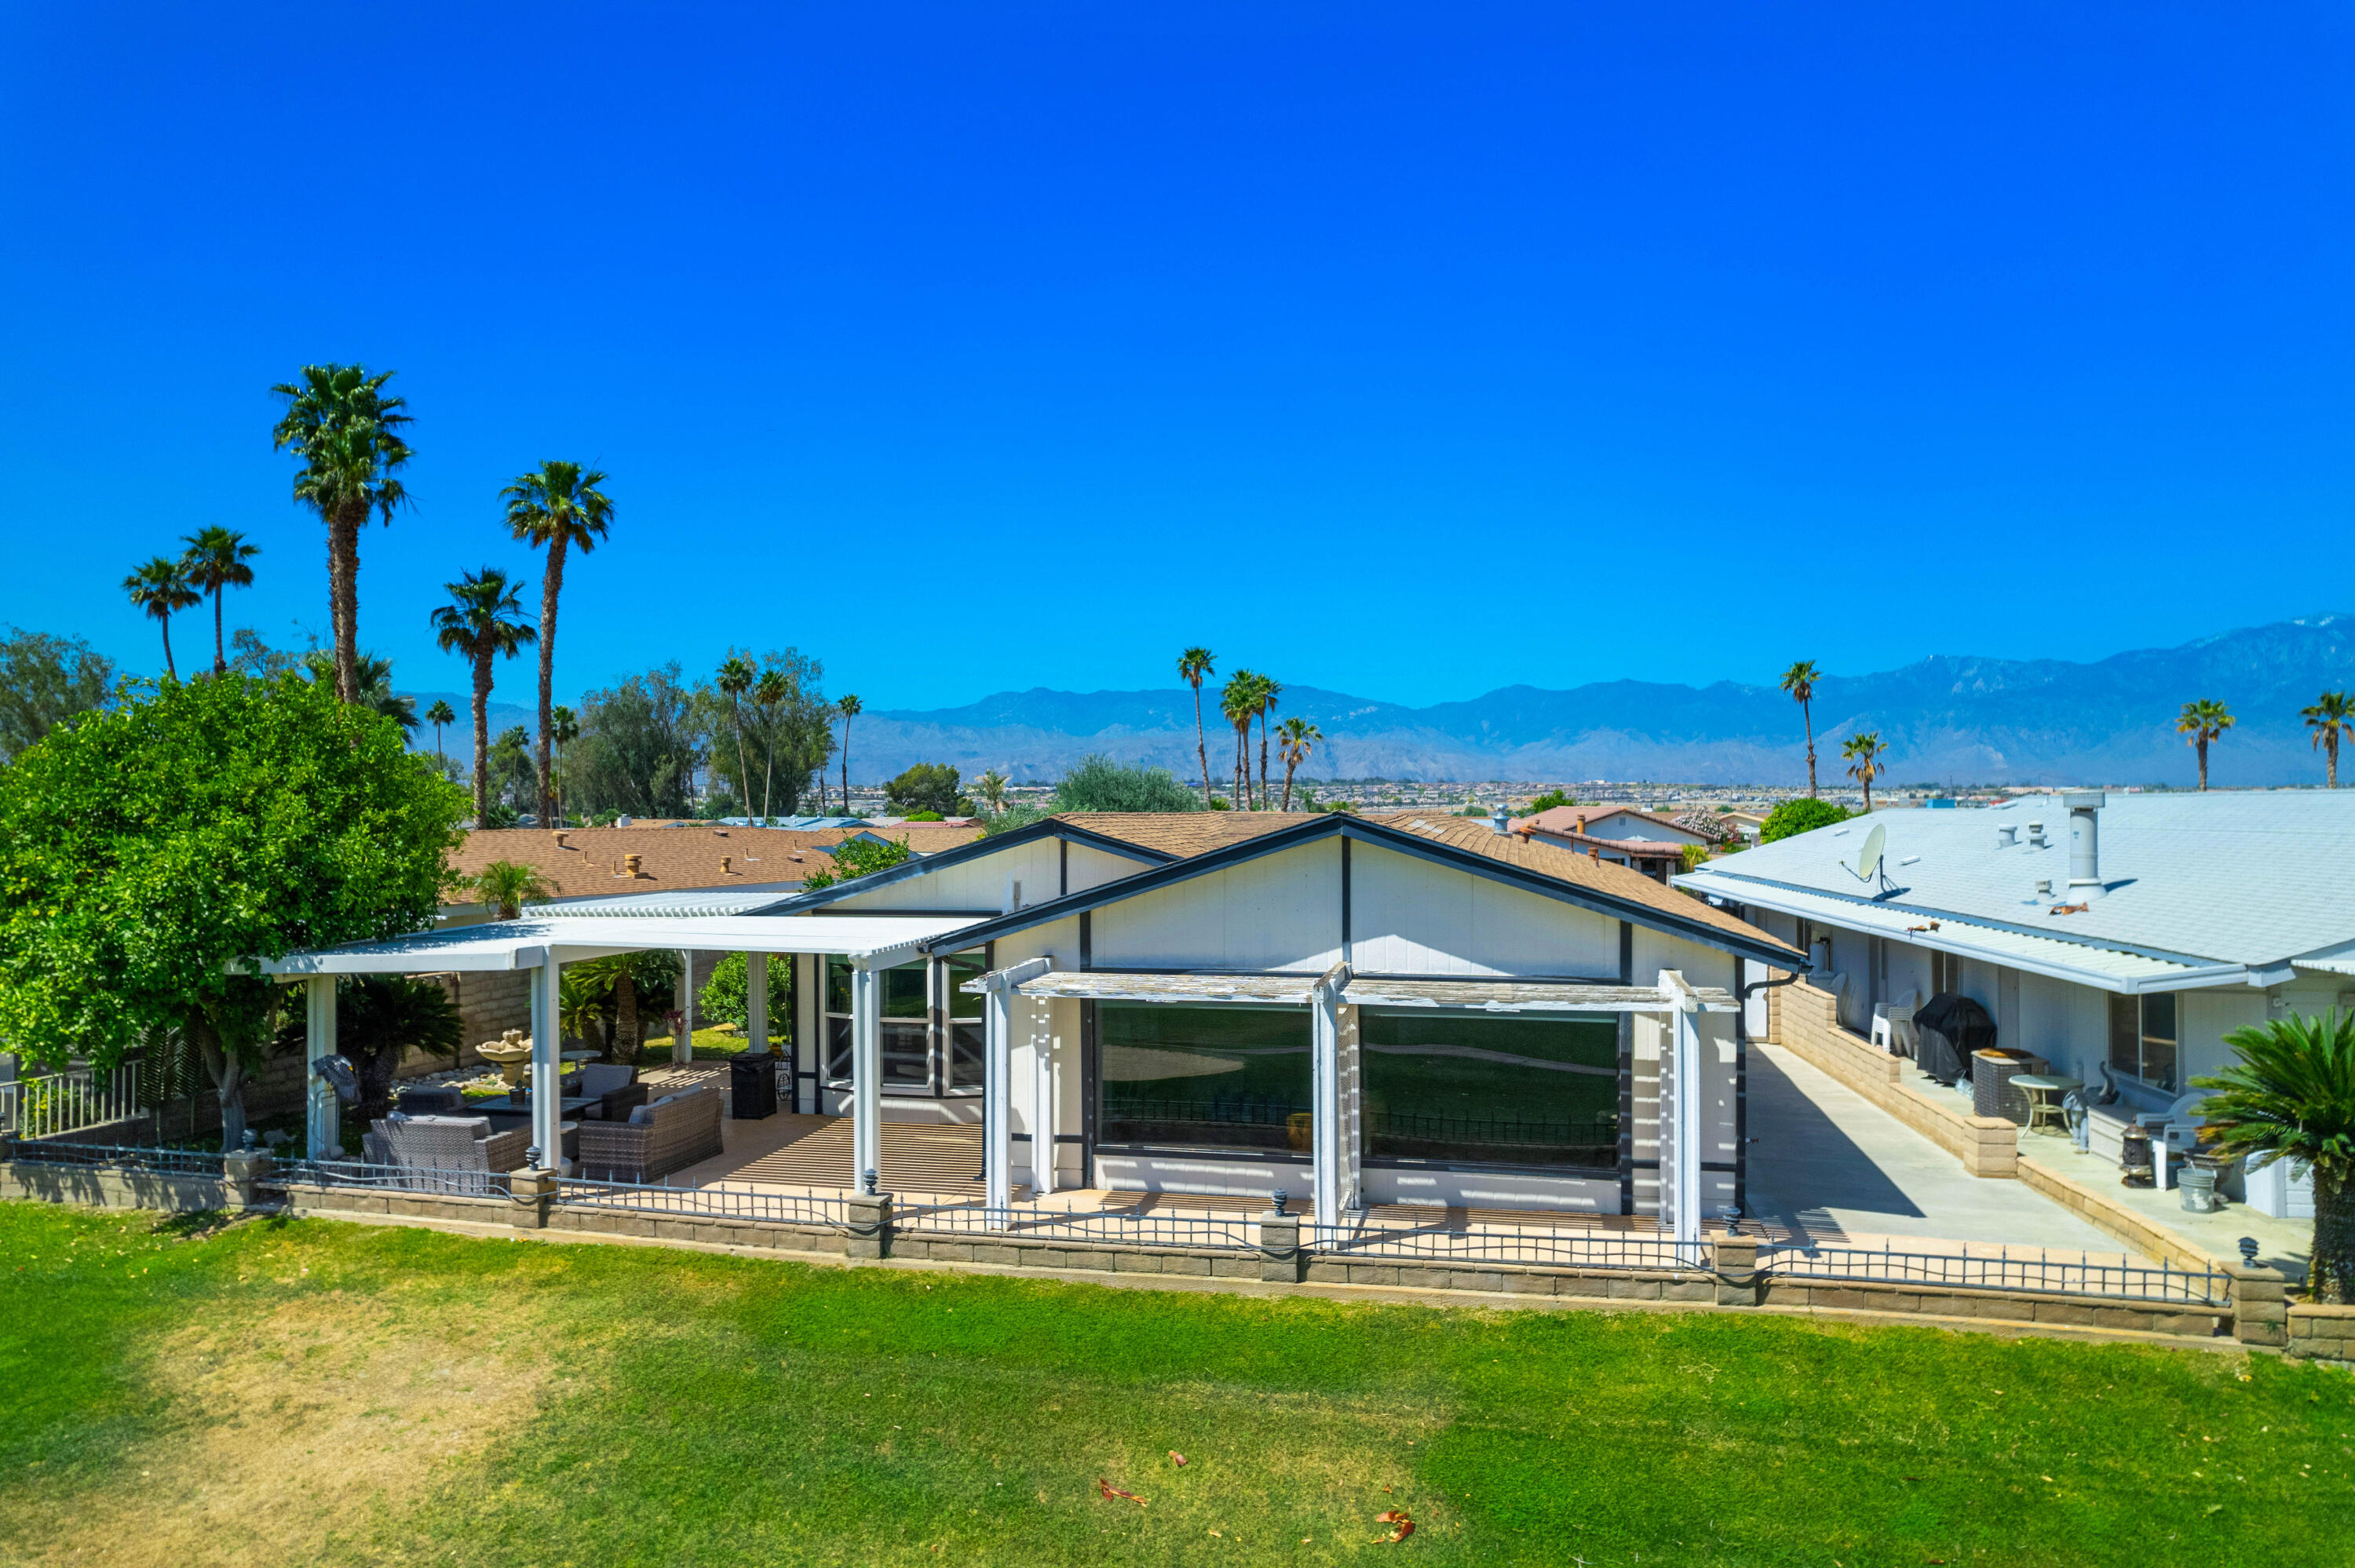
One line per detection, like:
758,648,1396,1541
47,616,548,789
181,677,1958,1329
628,1103,656,1125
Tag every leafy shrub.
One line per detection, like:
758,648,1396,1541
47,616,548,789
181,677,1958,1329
1759,798,1850,843
1524,789,1576,815
801,833,914,890
699,950,794,1042
1050,754,1201,813
884,762,969,816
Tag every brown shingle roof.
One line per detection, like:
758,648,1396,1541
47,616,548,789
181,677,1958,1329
448,823,984,903
1052,811,1320,858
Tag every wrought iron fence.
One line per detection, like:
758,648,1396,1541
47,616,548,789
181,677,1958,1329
1755,1242,2231,1305
895,1199,1265,1252
1305,1220,1712,1272
272,1156,517,1198
3,1137,226,1178
553,1176,855,1228
0,1063,143,1141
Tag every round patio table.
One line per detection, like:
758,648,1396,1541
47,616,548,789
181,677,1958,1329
2009,1074,2081,1136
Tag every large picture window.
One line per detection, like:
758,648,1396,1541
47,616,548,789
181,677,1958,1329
1097,1004,1312,1154
2107,992,2178,1092
1360,1011,1619,1169
824,950,991,1095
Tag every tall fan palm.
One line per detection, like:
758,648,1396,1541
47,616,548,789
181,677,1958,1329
1841,731,1886,812
1277,717,1321,811
2305,690,2353,789
975,768,1010,815
430,567,535,826
2193,1010,2355,1302
502,460,615,823
837,694,863,815
270,363,413,703
1254,675,1282,810
1780,660,1821,797
754,669,790,821
1220,671,1258,808
717,655,755,818
122,556,199,681
550,705,579,824
425,698,455,764
1178,647,1217,808
2176,698,2235,791
178,527,259,676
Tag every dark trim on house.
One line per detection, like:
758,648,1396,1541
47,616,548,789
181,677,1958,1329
1059,838,1069,897
1339,837,1353,964
1079,999,1099,1187
1617,920,1634,1216
919,814,1809,968
1094,1145,1314,1165
750,817,1173,915
1732,950,1750,1222
1079,911,1092,971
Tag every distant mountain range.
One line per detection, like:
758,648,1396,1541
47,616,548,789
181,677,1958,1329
846,614,2355,788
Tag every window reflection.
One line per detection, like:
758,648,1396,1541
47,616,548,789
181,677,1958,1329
1361,1011,1619,1169
1097,1004,1312,1153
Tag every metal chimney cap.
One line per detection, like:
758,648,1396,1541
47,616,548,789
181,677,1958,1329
1488,804,1512,836
2061,791,2108,811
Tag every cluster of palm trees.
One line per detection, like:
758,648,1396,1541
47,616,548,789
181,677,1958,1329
120,527,262,681
710,656,862,821
1178,648,1322,810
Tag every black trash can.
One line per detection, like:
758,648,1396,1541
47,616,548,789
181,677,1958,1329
731,1053,779,1120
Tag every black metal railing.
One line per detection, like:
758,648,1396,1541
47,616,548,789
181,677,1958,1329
894,1199,1264,1252
1755,1242,2230,1305
553,1176,855,1228
4,1138,228,1178
1306,1220,1711,1272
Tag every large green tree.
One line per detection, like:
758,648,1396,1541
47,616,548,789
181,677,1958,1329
558,663,704,820
1050,754,1201,813
884,762,968,817
0,673,463,1147
0,628,115,763
270,364,414,705
503,460,615,823
695,651,831,821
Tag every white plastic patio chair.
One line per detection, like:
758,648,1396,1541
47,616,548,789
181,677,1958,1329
1870,990,1921,1055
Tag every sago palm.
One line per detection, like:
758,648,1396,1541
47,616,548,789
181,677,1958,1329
503,460,615,822
1780,660,1821,797
2305,690,2352,789
2193,1010,2355,1301
1841,731,1885,812
271,363,412,703
1277,717,1321,811
2176,698,2235,791
179,527,259,676
122,556,199,681
1178,647,1217,808
430,567,535,826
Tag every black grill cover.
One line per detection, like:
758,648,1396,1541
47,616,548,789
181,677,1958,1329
1914,993,1997,1085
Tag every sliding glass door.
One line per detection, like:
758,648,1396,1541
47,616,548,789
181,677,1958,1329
824,948,991,1098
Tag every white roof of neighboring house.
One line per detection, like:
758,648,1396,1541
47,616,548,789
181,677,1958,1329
1677,790,2355,990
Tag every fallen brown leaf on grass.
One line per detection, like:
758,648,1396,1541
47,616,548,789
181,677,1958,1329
1377,1510,1415,1543
1169,1451,1188,1466
1096,1479,1146,1506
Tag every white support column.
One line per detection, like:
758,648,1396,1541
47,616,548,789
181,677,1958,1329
675,950,696,1063
533,954,564,1172
1309,962,1351,1221
746,952,769,1056
1032,1004,1057,1196
304,975,339,1158
1338,1001,1363,1213
851,960,880,1191
977,958,1050,1221
1662,970,1703,1245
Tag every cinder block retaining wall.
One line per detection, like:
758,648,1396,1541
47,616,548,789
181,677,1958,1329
1768,981,2018,1176
1,1161,232,1213
2016,1155,2215,1272
2290,1304,2355,1368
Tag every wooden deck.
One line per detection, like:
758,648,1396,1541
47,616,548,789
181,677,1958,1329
669,1114,995,1196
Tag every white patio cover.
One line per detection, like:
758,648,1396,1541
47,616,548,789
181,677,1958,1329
253,912,981,975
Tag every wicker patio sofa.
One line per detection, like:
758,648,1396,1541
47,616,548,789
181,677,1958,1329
575,1084,723,1183
363,1114,531,1194
573,1063,650,1122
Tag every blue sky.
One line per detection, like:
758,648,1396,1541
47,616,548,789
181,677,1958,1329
2,3,2350,710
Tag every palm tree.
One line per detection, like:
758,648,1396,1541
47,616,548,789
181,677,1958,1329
1780,660,1822,797
425,698,455,764
1255,675,1282,810
837,694,863,815
1277,717,1321,811
122,556,199,680
1178,647,1217,808
2193,1010,2355,1302
717,655,755,818
304,649,416,731
1841,731,1886,812
270,364,413,703
1220,671,1258,808
2177,698,2236,791
755,669,790,822
473,859,555,921
550,705,579,824
429,567,535,826
976,768,1010,815
178,527,259,676
2305,691,2353,789
503,460,615,823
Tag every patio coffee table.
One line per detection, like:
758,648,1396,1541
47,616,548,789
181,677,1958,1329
2010,1074,2081,1136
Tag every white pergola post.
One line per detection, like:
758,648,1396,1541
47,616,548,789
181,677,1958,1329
1032,1006,1057,1196
305,975,339,1159
1662,970,1703,1245
851,959,880,1191
533,953,564,1171
1309,962,1352,1222
746,952,769,1056
979,959,1051,1222
675,949,696,1063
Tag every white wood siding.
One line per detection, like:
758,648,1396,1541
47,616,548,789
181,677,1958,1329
1347,842,1621,977
1090,837,1345,972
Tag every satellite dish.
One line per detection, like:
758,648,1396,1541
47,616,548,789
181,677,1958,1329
1857,822,1886,882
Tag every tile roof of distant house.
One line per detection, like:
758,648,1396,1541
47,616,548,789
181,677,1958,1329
448,822,983,903
1513,803,1719,843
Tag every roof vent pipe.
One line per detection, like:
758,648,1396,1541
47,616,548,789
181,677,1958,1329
1489,804,1512,837
2026,820,2046,848
2061,790,2107,902
1996,823,2017,848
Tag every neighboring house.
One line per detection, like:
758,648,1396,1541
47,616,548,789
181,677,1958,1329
270,807,1803,1234
1677,791,2355,1215
1510,804,1717,884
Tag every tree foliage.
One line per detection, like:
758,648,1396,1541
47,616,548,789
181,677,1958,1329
0,627,115,763
698,950,794,1045
885,762,969,816
1523,789,1577,815
1051,754,1201,813
2193,1010,2355,1302
1758,797,1850,843
337,975,462,1123
696,648,831,821
801,833,914,891
0,673,464,1143
558,662,703,819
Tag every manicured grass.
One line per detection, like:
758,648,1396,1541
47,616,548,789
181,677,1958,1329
1,1202,2350,1566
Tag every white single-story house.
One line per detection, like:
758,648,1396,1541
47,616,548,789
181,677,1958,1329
1676,790,2352,1216
261,808,1806,1238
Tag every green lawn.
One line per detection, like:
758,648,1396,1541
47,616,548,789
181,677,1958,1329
1,1202,2350,1566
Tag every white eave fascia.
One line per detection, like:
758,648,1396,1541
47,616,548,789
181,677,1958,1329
1676,868,2246,997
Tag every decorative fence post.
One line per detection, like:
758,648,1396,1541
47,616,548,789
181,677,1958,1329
2226,1261,2288,1347
1712,1231,1762,1306
1258,1209,1303,1283
845,1190,893,1260
221,1145,273,1211
508,1165,558,1230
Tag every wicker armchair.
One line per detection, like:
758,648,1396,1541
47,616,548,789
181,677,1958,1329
576,1084,723,1183
363,1114,530,1194
574,1064,649,1122
395,1086,466,1115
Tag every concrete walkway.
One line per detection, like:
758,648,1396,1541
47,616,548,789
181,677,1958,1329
1745,1042,2139,1260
